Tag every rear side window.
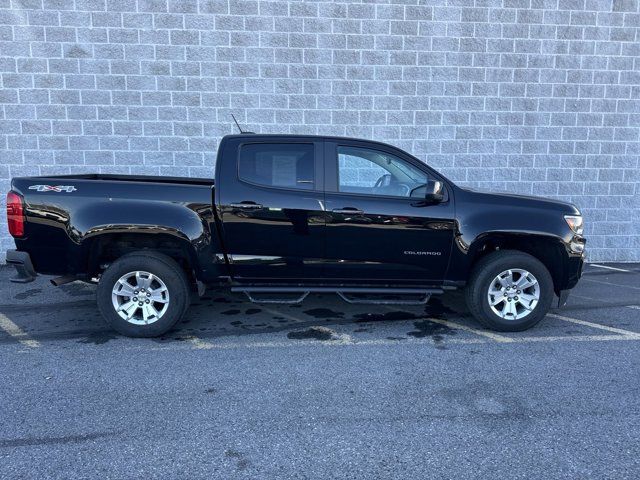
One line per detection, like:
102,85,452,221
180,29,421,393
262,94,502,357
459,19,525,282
238,143,315,190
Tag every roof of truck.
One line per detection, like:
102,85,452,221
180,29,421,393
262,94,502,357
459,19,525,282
220,134,404,151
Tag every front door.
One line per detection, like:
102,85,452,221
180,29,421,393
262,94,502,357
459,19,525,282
216,138,325,281
323,141,455,284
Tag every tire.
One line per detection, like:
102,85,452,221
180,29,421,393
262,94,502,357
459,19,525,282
465,250,554,332
97,251,191,337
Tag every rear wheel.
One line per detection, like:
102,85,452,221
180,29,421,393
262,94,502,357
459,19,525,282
97,251,191,337
465,250,553,332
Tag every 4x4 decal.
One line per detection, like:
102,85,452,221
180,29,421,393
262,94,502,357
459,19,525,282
28,185,77,193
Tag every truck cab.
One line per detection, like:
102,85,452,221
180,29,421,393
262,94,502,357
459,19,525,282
215,134,455,284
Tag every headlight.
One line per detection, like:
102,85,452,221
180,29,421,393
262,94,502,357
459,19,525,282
564,215,584,235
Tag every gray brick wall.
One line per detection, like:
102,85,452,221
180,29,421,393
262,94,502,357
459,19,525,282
1,0,639,262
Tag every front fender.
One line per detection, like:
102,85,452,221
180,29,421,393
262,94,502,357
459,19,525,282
445,187,583,289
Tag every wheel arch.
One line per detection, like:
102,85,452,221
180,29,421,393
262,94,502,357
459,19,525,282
467,232,568,294
83,231,201,286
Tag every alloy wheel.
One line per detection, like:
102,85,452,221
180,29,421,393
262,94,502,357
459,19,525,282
111,271,170,325
487,268,540,320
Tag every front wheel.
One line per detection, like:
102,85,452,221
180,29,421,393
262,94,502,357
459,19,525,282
97,251,191,337
465,250,554,332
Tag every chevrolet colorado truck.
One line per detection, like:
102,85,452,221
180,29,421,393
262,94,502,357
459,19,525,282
6,134,585,337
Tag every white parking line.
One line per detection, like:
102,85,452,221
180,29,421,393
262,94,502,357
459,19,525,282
510,334,640,344
185,335,214,350
582,278,640,291
571,293,616,304
378,305,515,343
571,293,640,312
0,313,40,348
589,264,631,273
262,307,306,324
175,332,640,351
184,337,486,350
425,317,515,343
547,313,640,338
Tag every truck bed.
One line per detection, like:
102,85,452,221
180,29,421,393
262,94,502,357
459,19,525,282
33,173,215,187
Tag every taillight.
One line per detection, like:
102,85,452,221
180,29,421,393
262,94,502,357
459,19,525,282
6,191,24,237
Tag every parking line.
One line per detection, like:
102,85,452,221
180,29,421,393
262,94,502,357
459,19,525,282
262,307,307,324
425,317,515,343
547,313,640,338
589,264,631,273
571,293,640,312
582,278,640,291
571,293,615,304
511,334,640,344
377,306,515,343
185,335,214,350
182,336,488,351
0,313,40,348
175,332,640,352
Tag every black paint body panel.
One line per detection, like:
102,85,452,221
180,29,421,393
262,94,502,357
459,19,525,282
8,134,585,293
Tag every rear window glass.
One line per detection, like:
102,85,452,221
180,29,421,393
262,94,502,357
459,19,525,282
238,143,315,190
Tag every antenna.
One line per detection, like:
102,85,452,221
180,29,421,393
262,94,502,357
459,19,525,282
231,113,244,133
231,114,254,134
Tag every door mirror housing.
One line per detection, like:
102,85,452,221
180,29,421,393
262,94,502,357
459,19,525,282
425,180,444,203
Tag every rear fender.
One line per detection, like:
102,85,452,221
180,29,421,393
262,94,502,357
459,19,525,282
75,200,213,279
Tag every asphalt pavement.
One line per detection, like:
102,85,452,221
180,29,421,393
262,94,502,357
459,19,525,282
1,263,639,479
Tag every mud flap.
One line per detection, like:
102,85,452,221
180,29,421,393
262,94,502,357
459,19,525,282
6,250,37,283
557,289,570,308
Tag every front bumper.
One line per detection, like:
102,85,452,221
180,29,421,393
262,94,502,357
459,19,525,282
6,250,37,283
557,250,585,307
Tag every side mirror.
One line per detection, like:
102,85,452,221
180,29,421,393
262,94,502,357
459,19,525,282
425,180,444,203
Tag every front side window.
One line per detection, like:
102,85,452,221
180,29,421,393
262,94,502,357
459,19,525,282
337,146,428,198
239,143,315,190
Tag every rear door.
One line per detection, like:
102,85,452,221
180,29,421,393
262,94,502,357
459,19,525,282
216,137,326,281
323,140,455,284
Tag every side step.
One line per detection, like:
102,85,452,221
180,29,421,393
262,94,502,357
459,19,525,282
231,286,443,305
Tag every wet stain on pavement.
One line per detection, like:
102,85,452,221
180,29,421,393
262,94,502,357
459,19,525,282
230,320,242,326
354,311,418,323
151,336,193,344
78,331,118,345
423,297,456,318
213,297,233,303
0,432,117,448
303,308,344,319
13,289,42,300
205,388,216,394
225,449,250,471
245,308,261,315
407,319,456,339
221,309,241,315
287,326,335,341
58,283,94,297
437,381,531,424
564,329,581,335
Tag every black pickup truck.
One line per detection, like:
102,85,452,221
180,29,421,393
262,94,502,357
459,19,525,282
6,134,585,337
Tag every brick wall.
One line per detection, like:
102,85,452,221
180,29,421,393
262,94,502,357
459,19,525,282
1,0,639,261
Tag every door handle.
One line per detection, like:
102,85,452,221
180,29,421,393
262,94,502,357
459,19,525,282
229,202,263,210
332,207,364,215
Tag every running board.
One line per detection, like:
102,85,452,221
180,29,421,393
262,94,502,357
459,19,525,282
231,286,443,305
